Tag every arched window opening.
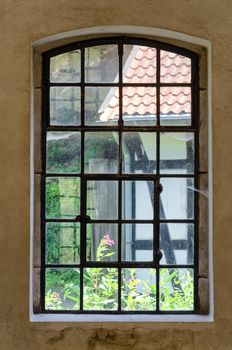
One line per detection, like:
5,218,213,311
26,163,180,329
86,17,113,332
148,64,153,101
36,36,205,315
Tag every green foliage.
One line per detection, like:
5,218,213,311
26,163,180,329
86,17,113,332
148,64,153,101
46,223,80,264
47,133,118,173
45,268,80,310
46,224,60,263
47,133,81,173
46,177,80,219
45,290,62,310
46,178,61,218
160,269,193,311
83,234,118,310
46,268,79,290
121,268,156,311
84,267,118,310
45,236,193,311
85,134,118,163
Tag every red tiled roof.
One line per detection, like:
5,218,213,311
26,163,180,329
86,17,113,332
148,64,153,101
100,47,191,121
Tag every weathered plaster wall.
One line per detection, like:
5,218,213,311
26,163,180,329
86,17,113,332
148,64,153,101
0,0,231,349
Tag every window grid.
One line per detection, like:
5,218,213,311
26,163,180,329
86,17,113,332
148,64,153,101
41,37,199,314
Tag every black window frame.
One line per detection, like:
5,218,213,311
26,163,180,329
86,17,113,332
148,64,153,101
41,36,199,314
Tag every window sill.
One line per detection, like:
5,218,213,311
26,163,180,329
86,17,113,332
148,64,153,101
30,312,214,323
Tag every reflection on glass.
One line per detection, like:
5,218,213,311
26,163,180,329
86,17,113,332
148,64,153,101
86,223,118,261
85,87,119,125
122,181,154,220
160,132,194,174
46,223,80,264
123,45,157,83
50,87,81,125
122,132,156,173
160,50,191,84
160,268,194,311
85,45,118,83
50,50,81,83
45,268,80,310
121,268,156,311
84,132,118,173
122,87,157,126
87,180,118,220
122,224,153,261
46,177,80,219
160,223,194,265
84,268,118,310
160,178,194,219
46,132,81,173
160,87,191,126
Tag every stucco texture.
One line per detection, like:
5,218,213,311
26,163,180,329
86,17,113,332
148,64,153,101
0,0,231,349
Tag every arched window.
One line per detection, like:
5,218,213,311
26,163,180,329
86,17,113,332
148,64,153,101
33,36,209,318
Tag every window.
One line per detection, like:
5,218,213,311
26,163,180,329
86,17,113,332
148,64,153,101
33,36,209,318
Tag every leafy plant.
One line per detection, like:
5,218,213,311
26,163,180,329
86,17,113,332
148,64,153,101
160,268,193,311
83,234,118,310
121,268,156,311
45,234,193,311
45,290,62,310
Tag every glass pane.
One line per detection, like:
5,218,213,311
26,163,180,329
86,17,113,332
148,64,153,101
50,87,80,125
160,268,194,311
86,223,118,261
122,132,156,173
160,50,191,84
50,50,81,83
122,224,153,261
84,268,118,310
136,250,153,261
46,132,81,173
160,133,194,174
87,180,118,220
45,268,80,310
123,45,157,83
160,178,194,219
84,132,119,173
160,87,191,126
85,87,119,125
121,268,156,311
85,45,118,83
123,87,157,126
122,181,154,220
160,223,194,265
46,223,80,264
46,177,80,219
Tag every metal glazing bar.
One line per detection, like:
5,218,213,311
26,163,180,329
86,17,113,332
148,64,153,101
48,82,192,88
45,262,195,268
46,125,196,132
44,173,197,180
40,54,50,311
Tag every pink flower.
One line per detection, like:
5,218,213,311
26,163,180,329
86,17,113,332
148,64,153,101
53,292,61,300
102,233,115,246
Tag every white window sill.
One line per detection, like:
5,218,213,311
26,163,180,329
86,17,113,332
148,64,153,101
30,312,214,323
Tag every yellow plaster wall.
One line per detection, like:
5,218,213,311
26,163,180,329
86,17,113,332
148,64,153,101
0,0,231,348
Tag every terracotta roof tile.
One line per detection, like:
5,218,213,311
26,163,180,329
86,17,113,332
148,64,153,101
161,50,191,83
100,46,191,121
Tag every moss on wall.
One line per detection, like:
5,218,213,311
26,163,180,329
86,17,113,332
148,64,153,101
0,0,232,348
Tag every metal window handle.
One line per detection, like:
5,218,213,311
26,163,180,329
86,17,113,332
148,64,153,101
155,183,163,193
75,215,91,223
154,250,163,262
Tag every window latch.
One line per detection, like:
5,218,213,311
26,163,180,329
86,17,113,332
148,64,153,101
75,215,91,223
154,250,163,262
155,182,163,193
